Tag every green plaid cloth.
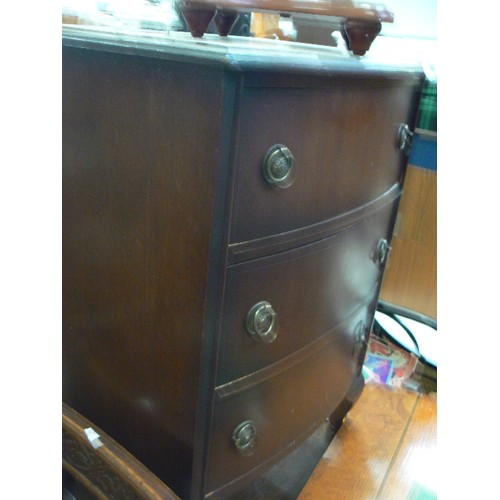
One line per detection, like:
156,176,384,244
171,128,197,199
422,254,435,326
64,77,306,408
416,79,437,132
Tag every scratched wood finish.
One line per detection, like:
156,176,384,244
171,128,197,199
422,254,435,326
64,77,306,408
379,165,437,319
298,384,437,499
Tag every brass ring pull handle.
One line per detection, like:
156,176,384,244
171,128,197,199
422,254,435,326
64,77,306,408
352,319,368,356
245,301,278,343
398,123,413,156
375,238,391,267
355,320,368,346
232,421,257,456
262,144,295,188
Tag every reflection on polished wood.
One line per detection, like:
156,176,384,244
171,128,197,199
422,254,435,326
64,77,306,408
299,383,437,499
378,394,437,498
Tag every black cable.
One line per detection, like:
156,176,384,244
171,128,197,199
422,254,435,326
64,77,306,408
375,300,437,368
378,300,437,330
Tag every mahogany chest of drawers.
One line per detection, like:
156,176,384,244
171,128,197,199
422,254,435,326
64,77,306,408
62,27,423,499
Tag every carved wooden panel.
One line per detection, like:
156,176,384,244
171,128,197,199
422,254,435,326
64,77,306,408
62,403,179,500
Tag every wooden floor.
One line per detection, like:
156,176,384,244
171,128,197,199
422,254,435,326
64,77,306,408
298,383,437,500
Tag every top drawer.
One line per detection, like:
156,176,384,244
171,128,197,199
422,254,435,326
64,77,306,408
229,83,418,245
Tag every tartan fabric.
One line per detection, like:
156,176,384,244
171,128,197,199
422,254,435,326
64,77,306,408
416,79,437,132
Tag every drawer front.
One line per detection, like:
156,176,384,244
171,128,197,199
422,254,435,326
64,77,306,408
206,306,370,495
217,200,396,386
230,84,417,244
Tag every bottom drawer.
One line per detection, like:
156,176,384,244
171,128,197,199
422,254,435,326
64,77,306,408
205,304,373,496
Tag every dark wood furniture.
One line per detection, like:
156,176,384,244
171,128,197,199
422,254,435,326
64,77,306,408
63,26,423,499
177,0,393,54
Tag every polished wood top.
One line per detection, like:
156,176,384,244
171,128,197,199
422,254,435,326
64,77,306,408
62,27,423,76
299,383,437,499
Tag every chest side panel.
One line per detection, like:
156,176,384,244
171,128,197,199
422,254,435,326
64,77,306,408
63,46,225,497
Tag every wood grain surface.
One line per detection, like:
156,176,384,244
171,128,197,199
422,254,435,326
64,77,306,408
229,85,415,245
379,165,437,319
62,45,229,498
62,30,424,498
298,383,437,499
377,392,437,499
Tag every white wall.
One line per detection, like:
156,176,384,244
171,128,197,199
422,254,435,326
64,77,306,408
381,0,437,39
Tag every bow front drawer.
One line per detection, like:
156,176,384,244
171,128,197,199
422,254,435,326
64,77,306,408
206,306,369,496
217,199,397,385
230,83,417,245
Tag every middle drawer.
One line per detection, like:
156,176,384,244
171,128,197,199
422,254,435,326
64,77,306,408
216,200,396,386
